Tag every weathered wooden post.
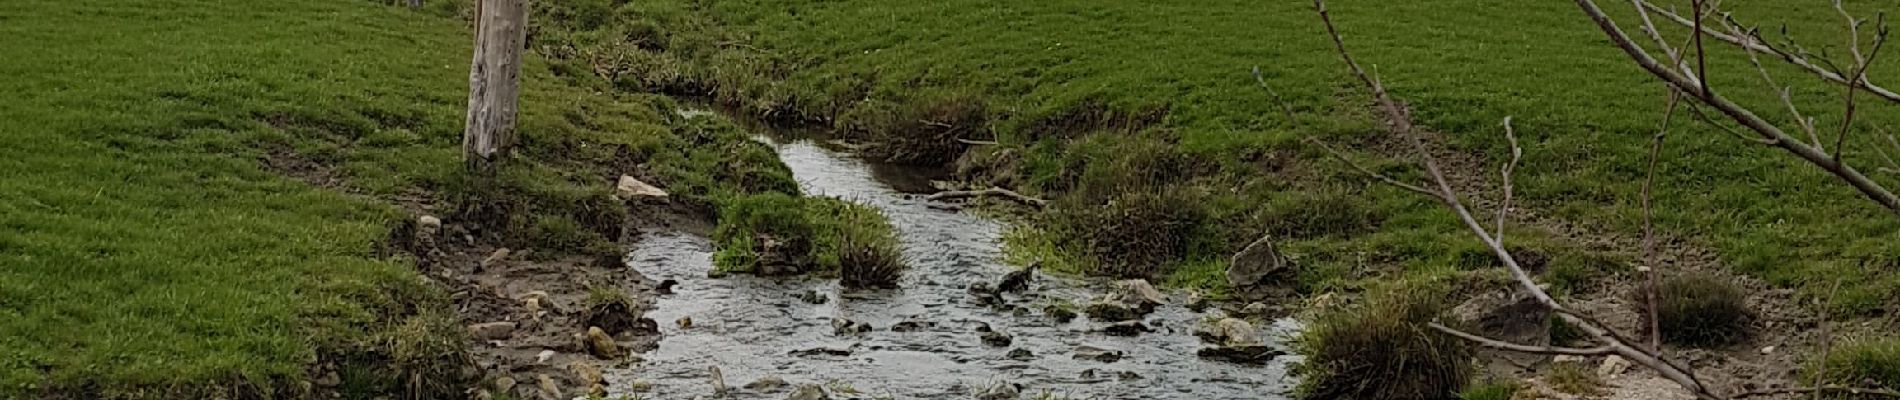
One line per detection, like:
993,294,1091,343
464,0,527,175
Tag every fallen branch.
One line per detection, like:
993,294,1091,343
1429,323,1615,356
955,138,999,145
926,187,1047,209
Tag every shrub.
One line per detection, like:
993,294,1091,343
1295,283,1475,400
1654,273,1752,347
1044,187,1208,279
1811,339,1900,399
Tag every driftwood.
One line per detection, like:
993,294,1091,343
926,187,1047,209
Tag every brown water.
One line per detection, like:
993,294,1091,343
604,114,1300,399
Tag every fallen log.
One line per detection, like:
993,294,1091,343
925,187,1047,209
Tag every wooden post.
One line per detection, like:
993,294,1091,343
464,0,527,174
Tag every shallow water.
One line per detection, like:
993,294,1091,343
606,116,1300,399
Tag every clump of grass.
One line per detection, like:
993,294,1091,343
1043,187,1209,279
1545,362,1605,397
1294,282,1474,400
1810,339,1900,398
1458,380,1523,400
839,92,990,165
836,214,906,289
711,193,905,283
1654,273,1753,347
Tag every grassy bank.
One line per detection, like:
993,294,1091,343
0,0,888,396
539,0,1900,310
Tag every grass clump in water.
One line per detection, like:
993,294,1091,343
712,193,905,285
1654,272,1753,347
1294,282,1475,400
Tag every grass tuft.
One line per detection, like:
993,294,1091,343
1811,339,1900,399
1294,282,1475,400
1654,273,1753,347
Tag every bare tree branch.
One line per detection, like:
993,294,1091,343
1579,0,1900,214
1306,137,1439,197
1497,117,1521,242
1429,323,1616,356
1641,91,1679,352
1638,0,1900,104
1722,17,1825,149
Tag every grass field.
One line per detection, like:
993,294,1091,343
0,0,889,396
561,0,1900,312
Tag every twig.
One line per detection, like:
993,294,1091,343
1497,117,1521,242
1724,18,1825,149
1638,0,1900,104
1579,0,1900,214
1306,137,1438,197
1429,323,1616,356
1641,91,1680,352
1833,8,1889,161
1693,0,1711,98
955,138,999,145
1812,277,1844,400
1254,66,1301,129
925,187,1047,209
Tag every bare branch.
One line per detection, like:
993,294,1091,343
1253,66,1301,129
1724,18,1825,149
1834,10,1889,161
1429,323,1615,356
1641,91,1679,352
1306,137,1439,198
955,138,999,145
1639,0,1900,104
1497,117,1522,242
1578,0,1900,214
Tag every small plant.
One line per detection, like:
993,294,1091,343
1811,339,1900,398
1458,380,1522,400
1654,273,1752,347
1293,282,1474,400
1545,362,1605,397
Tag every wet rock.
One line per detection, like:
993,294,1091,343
568,362,603,386
890,320,936,332
831,317,872,335
710,365,729,395
1084,301,1141,322
976,381,1021,400
1006,348,1035,361
534,374,561,400
584,299,641,336
1241,302,1271,316
981,330,1013,347
800,290,829,305
584,326,620,359
790,347,854,357
746,376,789,392
1101,320,1151,336
616,175,669,199
1228,235,1289,300
1073,345,1124,363
677,316,693,329
1118,371,1143,381
492,376,517,394
1600,355,1632,377
1194,318,1260,346
1196,344,1285,364
628,379,653,392
1115,279,1167,308
1186,291,1211,312
786,384,830,400
997,264,1039,293
1043,304,1078,323
1079,369,1097,380
968,281,995,295
535,350,556,364
656,279,679,295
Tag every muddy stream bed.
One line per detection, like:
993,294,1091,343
603,112,1300,399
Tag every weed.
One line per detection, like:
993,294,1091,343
1294,282,1474,400
1458,380,1523,400
1546,361,1605,397
1654,273,1753,347
1811,339,1900,399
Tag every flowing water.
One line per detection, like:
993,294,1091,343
605,114,1300,399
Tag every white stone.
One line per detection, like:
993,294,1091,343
616,175,669,199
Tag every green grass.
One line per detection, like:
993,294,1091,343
0,0,840,396
534,0,1900,310
1811,339,1900,398
710,192,903,278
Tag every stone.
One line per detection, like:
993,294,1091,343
315,371,341,387
1101,320,1151,336
1073,345,1124,363
468,321,518,341
710,365,728,395
1599,355,1632,377
1043,304,1078,323
585,326,620,359
417,215,443,235
677,316,693,329
1759,346,1777,355
493,376,517,393
1227,235,1288,298
832,318,872,335
789,347,854,357
656,279,679,295
746,376,789,392
1553,354,1586,364
1118,371,1142,380
535,374,561,400
568,362,603,385
1115,279,1168,307
535,350,556,364
628,379,653,392
616,175,669,199
1006,348,1035,361
976,381,1021,400
1241,302,1271,316
1084,301,1141,322
997,264,1039,293
981,330,1013,347
481,248,511,269
800,290,829,304
890,320,935,332
1185,291,1211,312
1197,344,1285,364
1195,318,1260,346
786,384,830,400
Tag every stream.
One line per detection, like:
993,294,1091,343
604,112,1300,399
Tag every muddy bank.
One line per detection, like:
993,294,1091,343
600,117,1302,399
